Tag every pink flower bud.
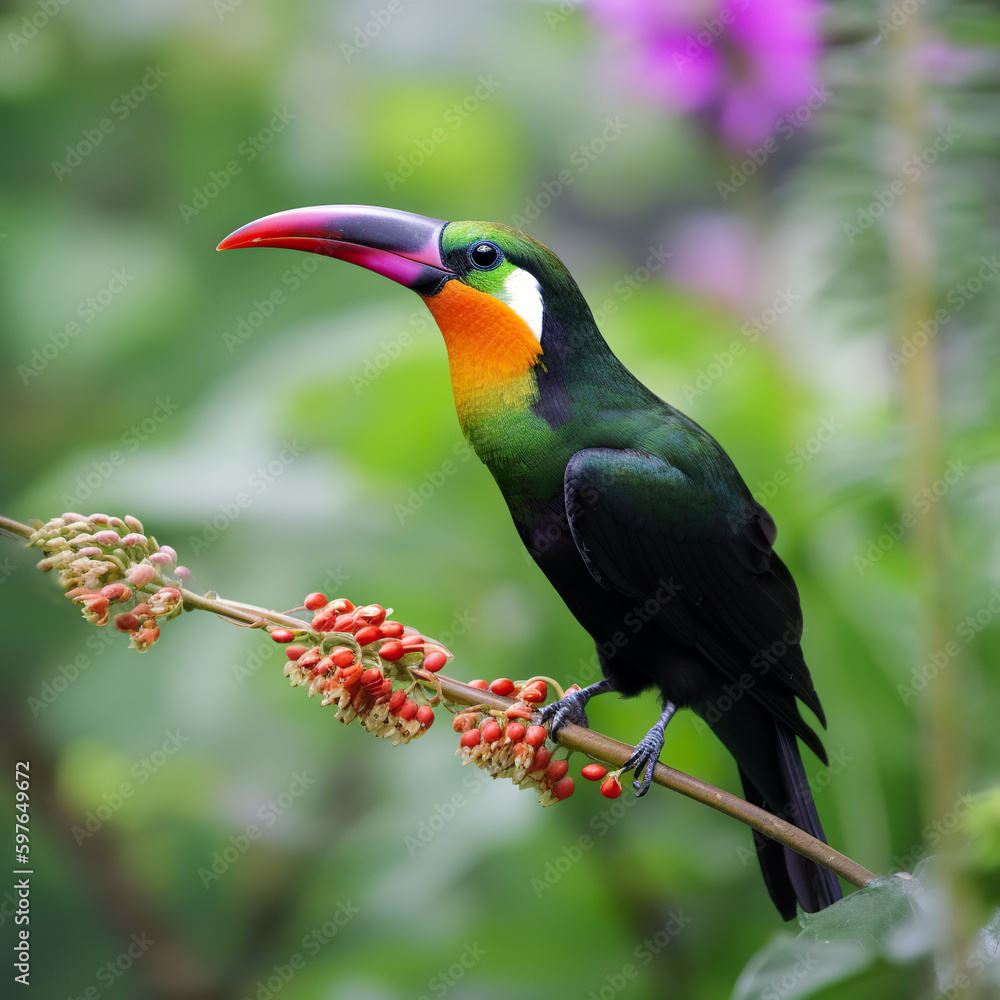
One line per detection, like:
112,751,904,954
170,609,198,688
174,566,191,580
148,551,172,565
92,530,121,547
158,545,177,563
126,564,157,587
120,533,147,548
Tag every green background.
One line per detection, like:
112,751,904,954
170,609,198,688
2,1,999,997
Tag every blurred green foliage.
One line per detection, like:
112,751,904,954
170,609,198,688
2,1,1000,998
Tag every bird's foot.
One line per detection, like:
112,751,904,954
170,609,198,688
624,700,678,797
624,730,665,797
538,678,612,739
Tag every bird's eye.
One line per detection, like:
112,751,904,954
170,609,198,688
468,241,503,270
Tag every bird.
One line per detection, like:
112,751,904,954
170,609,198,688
218,205,843,919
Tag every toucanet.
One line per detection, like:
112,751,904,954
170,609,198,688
219,205,843,919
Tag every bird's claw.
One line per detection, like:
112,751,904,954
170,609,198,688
624,732,665,797
538,690,591,738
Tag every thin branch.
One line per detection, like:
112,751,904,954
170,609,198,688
2,512,877,891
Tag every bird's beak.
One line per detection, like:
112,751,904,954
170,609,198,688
217,205,453,296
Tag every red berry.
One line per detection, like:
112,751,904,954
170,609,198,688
379,640,405,661
304,592,327,611
310,610,338,631
552,776,575,800
341,663,363,685
377,678,393,700
468,679,489,690
333,613,358,633
489,678,515,696
329,598,354,613
388,689,406,713
114,612,140,633
416,705,434,728
481,719,502,743
525,726,547,748
505,722,526,742
519,680,548,703
354,625,382,646
285,644,308,661
360,667,383,688
298,648,321,670
398,700,418,721
600,776,622,799
330,646,355,668
271,628,294,643
506,704,532,719
380,620,404,638
459,729,481,748
545,760,569,782
581,764,607,781
357,604,386,626
314,657,334,675
422,651,447,672
532,748,552,772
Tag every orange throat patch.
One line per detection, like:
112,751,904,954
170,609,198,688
422,279,542,422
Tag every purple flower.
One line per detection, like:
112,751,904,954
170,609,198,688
588,0,824,147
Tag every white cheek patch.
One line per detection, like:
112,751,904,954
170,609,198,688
492,267,544,343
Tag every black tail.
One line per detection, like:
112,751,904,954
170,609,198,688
738,722,842,920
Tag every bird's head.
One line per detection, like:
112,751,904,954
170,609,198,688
218,205,592,419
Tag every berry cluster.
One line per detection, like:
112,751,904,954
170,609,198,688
29,512,189,652
275,595,450,745
452,677,577,807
